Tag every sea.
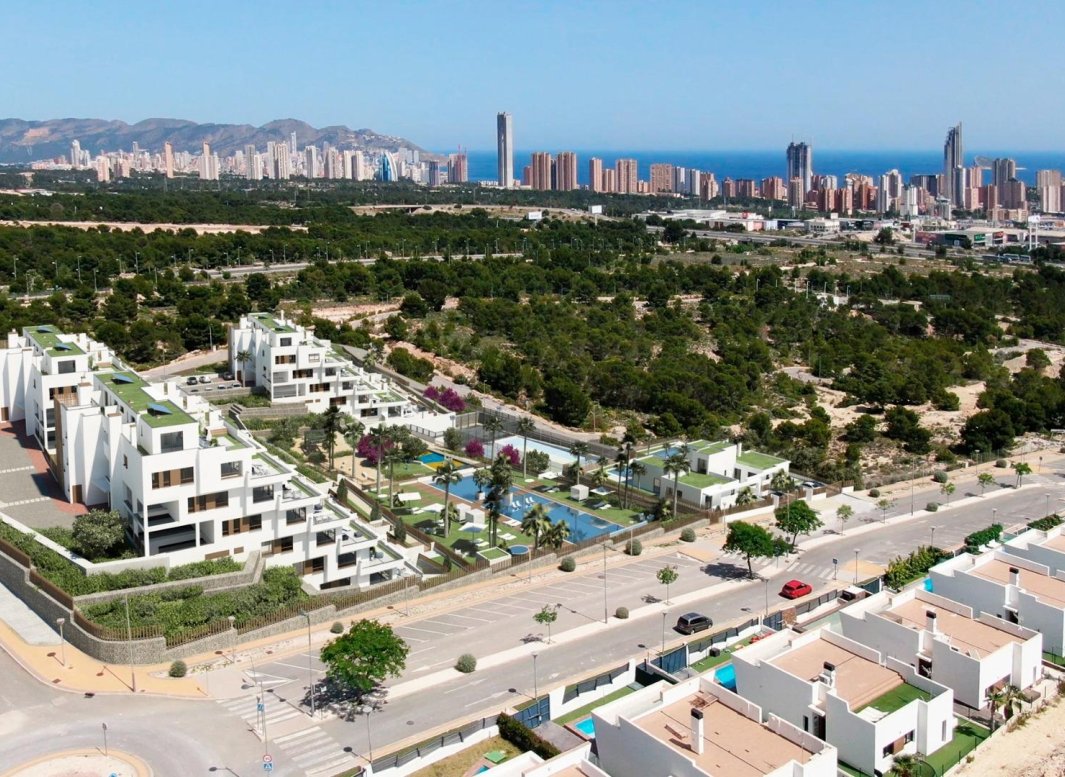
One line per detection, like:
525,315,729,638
457,149,1065,187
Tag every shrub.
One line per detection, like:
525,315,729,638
885,546,950,589
356,434,394,465
926,502,939,512
443,427,463,451
464,439,485,458
625,539,643,556
680,528,696,542
524,450,550,475
1028,515,1063,532
168,660,187,678
497,713,561,760
559,556,576,572
932,470,949,484
392,522,407,544
995,458,1008,468
965,523,1003,553
455,653,477,673
330,621,344,634
868,488,880,498
498,444,521,468
614,606,629,619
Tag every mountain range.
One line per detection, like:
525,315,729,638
0,117,430,164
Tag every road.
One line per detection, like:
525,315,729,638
646,225,947,259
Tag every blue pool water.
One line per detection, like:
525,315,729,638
715,663,737,691
475,767,489,774
650,446,683,460
429,475,622,541
924,577,933,592
574,716,596,737
419,452,445,464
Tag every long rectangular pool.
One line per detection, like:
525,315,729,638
428,474,622,541
490,435,578,469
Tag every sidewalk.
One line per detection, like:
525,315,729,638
1,749,151,777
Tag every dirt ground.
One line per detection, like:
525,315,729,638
953,698,1065,777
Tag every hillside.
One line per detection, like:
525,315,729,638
0,117,429,163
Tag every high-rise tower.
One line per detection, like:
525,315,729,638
943,123,964,207
786,142,813,199
496,112,514,188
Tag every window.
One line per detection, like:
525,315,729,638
280,337,292,347
222,514,262,536
286,507,306,525
274,354,296,365
160,431,183,453
220,461,242,479
252,485,274,503
181,467,194,484
123,455,128,470
292,369,313,380
309,353,320,362
187,491,229,513
57,360,75,374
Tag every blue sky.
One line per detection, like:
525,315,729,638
4,1,1063,152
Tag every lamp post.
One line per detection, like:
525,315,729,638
602,545,608,624
301,611,316,719
124,595,136,692
56,617,66,668
661,612,668,655
365,706,374,762
833,558,838,580
227,614,236,664
763,578,769,619
910,457,916,517
532,652,539,704
930,526,937,549
993,508,997,525
1046,493,1051,518
853,548,861,585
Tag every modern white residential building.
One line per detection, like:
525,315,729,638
0,326,413,591
228,313,451,439
731,627,954,776
930,550,1065,655
472,746,607,777
630,440,789,511
1003,525,1065,575
839,587,1043,710
592,674,837,777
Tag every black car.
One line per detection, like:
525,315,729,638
675,612,712,634
185,376,198,386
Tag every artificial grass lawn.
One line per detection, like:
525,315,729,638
856,682,932,714
555,686,637,724
922,718,989,776
690,636,757,673
406,735,520,777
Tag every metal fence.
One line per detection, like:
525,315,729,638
0,537,30,567
562,662,630,703
513,696,551,729
370,715,498,772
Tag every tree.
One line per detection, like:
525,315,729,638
236,349,251,387
1013,461,1032,488
736,486,756,506
723,521,778,578
516,417,536,479
542,520,570,550
657,565,679,604
320,405,344,469
520,503,551,550
873,227,896,246
663,448,691,519
482,415,504,458
774,500,822,548
439,503,459,539
888,753,921,777
71,510,125,560
343,419,365,476
569,442,590,485
884,406,931,454
770,470,794,494
960,409,1015,455
472,467,493,498
985,686,1006,732
978,472,995,495
483,454,513,546
629,460,647,503
836,504,854,534
614,447,631,508
876,497,895,522
543,376,590,427
533,604,559,643
320,620,409,700
433,458,464,537
940,481,956,504
368,425,391,499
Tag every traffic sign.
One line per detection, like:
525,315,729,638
257,703,265,712
263,754,273,763
263,763,273,772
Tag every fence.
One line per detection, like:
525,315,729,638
561,662,630,703
513,696,551,729
0,537,30,567
369,715,498,772
29,569,74,608
72,609,163,642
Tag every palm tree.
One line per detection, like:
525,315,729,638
320,405,344,469
520,503,550,550
735,486,756,506
516,417,536,479
385,436,406,508
770,470,794,494
1002,684,1025,722
614,448,631,508
236,349,251,387
629,460,647,508
439,502,459,538
433,458,463,536
888,753,921,777
569,442,590,485
484,455,513,546
542,520,570,550
472,467,493,500
368,425,391,501
589,461,609,490
363,340,384,370
986,686,1007,732
482,415,504,458
663,448,691,519
343,419,365,477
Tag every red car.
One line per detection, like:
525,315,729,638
780,579,813,599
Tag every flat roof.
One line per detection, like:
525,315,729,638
886,598,1022,658
770,635,903,710
251,312,295,334
973,557,1065,607
737,451,787,469
680,471,731,488
1039,533,1065,555
100,372,193,429
690,440,733,455
25,325,85,356
633,689,811,777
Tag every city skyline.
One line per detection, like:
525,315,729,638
3,1,1064,151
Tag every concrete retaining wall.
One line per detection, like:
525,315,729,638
74,552,264,607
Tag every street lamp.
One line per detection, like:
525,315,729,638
532,652,539,700
301,611,316,719
993,508,997,525
930,526,937,549
1046,493,1051,518
832,558,838,581
56,617,66,668
853,548,861,585
124,595,136,692
365,706,374,762
763,578,769,619
227,615,236,665
661,611,668,655
602,545,608,624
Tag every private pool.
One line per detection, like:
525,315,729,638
573,716,596,738
419,452,446,465
428,475,623,541
715,663,736,691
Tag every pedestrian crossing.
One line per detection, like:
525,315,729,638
750,557,842,582
217,693,307,732
272,726,361,777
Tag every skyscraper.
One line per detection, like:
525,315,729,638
1037,169,1063,213
496,112,514,188
530,152,552,190
304,146,320,178
448,152,468,183
992,158,1017,188
588,158,604,192
70,139,82,168
556,152,578,191
244,144,261,180
943,122,964,207
163,142,174,179
289,131,298,157
615,159,638,194
649,163,674,193
785,142,813,198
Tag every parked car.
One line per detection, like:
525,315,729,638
185,376,198,386
674,612,712,634
222,371,234,381
198,375,211,384
780,579,813,599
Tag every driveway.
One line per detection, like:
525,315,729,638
0,422,84,529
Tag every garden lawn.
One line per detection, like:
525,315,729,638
555,686,637,724
922,718,989,776
407,735,520,777
856,682,932,714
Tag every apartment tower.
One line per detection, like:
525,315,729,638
496,112,514,188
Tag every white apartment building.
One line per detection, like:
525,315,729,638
229,312,444,429
593,675,837,777
1003,524,1065,576
930,550,1065,655
731,627,954,776
839,588,1043,710
630,440,790,511
0,327,412,591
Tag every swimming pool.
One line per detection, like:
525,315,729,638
419,452,446,465
715,663,736,691
490,435,578,469
428,475,622,541
649,445,683,460
573,716,596,737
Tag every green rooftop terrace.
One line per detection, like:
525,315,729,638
100,372,194,428
26,325,85,357
251,312,295,334
856,682,932,714
679,471,732,489
737,451,787,469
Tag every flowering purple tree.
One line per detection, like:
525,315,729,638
465,439,485,459
424,385,467,413
357,434,394,465
498,444,521,468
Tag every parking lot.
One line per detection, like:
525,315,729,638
0,422,86,529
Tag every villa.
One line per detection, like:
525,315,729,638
930,550,1065,655
1002,524,1065,576
592,675,838,777
838,587,1042,710
629,440,789,511
730,627,954,775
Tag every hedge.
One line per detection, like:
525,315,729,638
1028,515,1063,532
964,523,1003,553
497,713,560,760
885,546,950,590
0,521,241,596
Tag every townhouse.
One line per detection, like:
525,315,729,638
1003,524,1065,576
